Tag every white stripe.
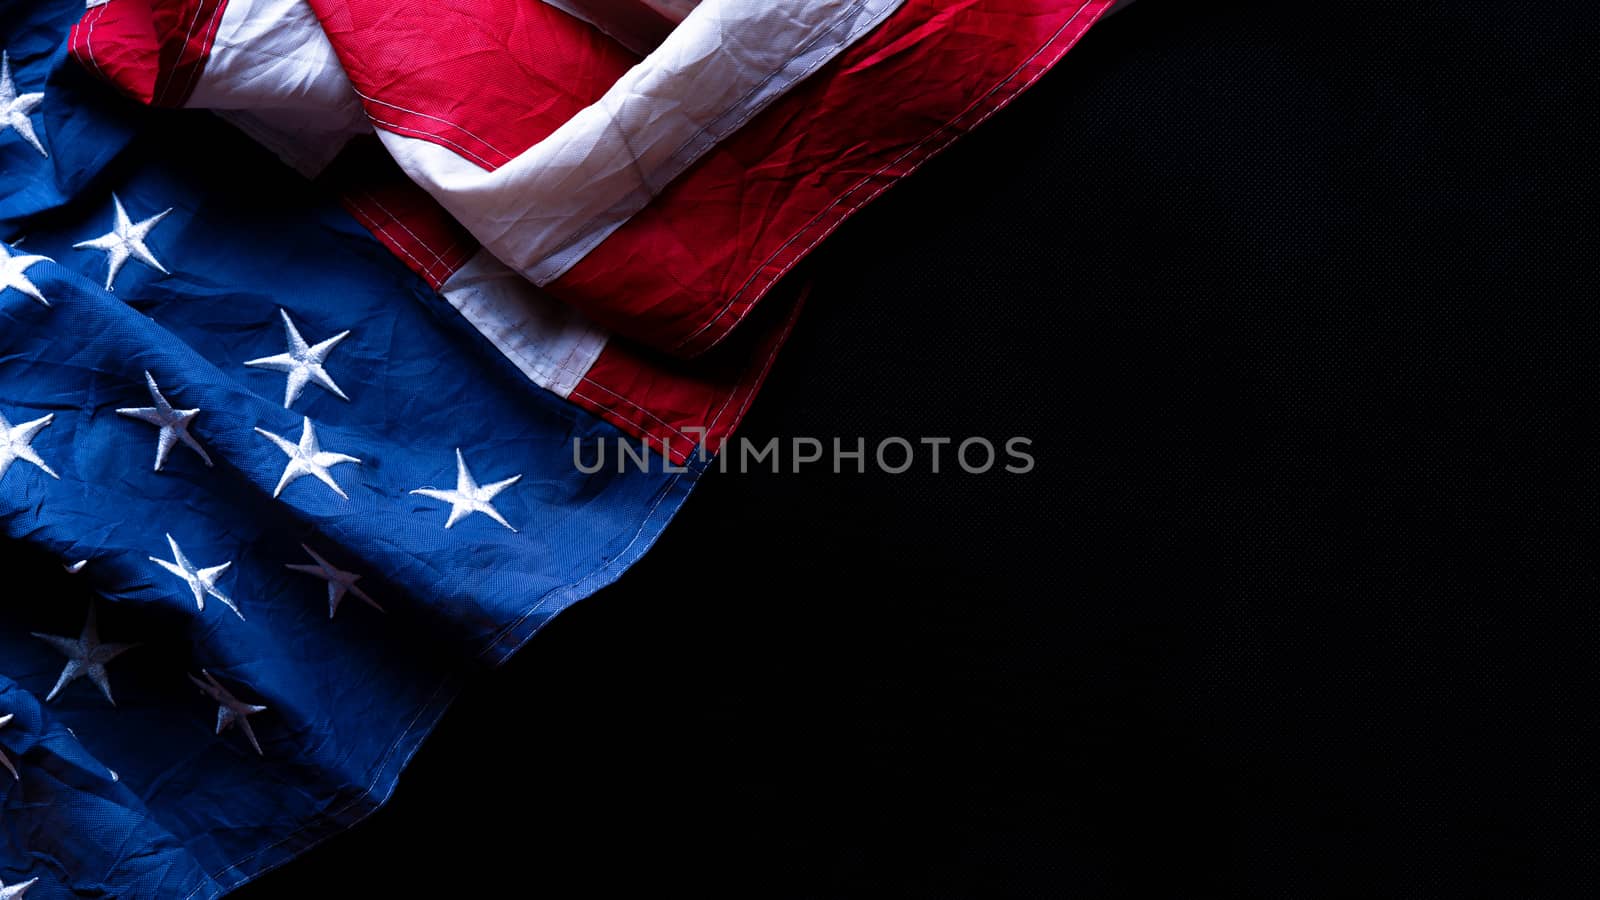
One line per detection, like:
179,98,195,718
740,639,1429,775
438,250,609,399
540,1,702,55
182,1,611,398
186,0,369,176
380,0,908,286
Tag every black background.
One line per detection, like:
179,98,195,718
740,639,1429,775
230,1,1596,895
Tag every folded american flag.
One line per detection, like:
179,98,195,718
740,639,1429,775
1,0,1111,895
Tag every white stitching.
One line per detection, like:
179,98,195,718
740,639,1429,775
354,86,513,164
175,0,229,107
81,3,111,83
155,0,208,105
359,191,474,279
356,192,450,272
345,202,437,280
367,116,499,170
569,387,660,441
571,381,692,442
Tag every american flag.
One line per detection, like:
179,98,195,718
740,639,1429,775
1,0,1113,895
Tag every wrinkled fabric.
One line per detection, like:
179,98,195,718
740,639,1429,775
57,0,1114,457
2,0,1120,893
0,2,698,896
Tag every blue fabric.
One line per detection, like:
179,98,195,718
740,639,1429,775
0,2,701,896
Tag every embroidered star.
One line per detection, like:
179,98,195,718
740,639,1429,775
0,713,19,780
1,50,46,158
286,544,382,619
72,193,172,291
410,448,522,531
117,370,214,471
31,606,139,706
150,533,243,619
245,309,351,407
0,242,50,306
0,872,36,900
64,559,87,574
0,409,57,482
188,669,268,755
254,417,360,499
0,873,37,900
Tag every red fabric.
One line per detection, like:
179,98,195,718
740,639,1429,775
547,0,1112,357
572,278,808,464
320,139,479,291
68,0,226,107
66,0,1113,456
305,0,638,170
313,137,786,463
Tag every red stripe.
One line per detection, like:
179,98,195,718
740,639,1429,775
153,0,227,107
570,275,809,464
314,138,786,462
67,0,229,107
319,139,480,291
546,0,1114,357
304,0,638,170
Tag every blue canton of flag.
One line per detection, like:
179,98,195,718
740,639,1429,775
0,2,702,896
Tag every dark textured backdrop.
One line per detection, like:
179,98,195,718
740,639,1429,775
161,1,1600,894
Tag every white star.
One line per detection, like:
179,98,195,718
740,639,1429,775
72,193,171,291
410,448,522,531
150,533,243,619
116,370,214,471
0,873,37,900
0,713,19,780
0,242,50,306
254,417,360,500
286,544,382,619
188,669,268,755
64,559,87,573
245,309,350,408
0,409,57,482
31,605,139,706
1,50,46,158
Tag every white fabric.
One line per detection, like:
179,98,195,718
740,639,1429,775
380,0,908,286
177,0,893,400
437,250,609,399
541,0,702,55
187,0,368,176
